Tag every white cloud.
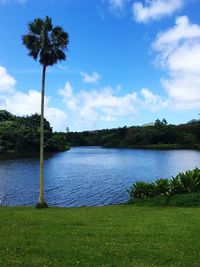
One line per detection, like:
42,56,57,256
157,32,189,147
1,90,67,131
80,71,101,84
141,88,168,111
59,83,138,129
154,16,200,51
44,107,67,132
0,66,16,92
58,82,73,98
0,66,67,131
133,0,184,23
153,16,200,109
3,90,42,115
58,82,167,130
162,76,200,109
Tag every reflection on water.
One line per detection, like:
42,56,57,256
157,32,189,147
1,146,200,207
0,152,56,161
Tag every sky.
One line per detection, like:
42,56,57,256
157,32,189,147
0,0,200,132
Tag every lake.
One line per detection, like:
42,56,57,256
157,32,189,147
1,146,200,207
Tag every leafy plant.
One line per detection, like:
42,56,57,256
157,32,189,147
170,176,181,195
129,169,200,202
176,168,200,193
155,178,170,196
130,181,156,199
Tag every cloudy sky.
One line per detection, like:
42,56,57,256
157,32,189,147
0,0,200,131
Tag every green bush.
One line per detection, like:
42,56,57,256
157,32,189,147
175,168,200,193
170,175,181,195
155,178,170,196
130,181,156,199
129,168,200,201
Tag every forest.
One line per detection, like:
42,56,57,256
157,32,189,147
0,110,69,153
1,109,200,153
65,118,200,150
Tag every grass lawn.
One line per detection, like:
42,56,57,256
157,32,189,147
0,205,200,267
130,193,200,207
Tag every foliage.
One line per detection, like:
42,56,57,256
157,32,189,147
22,16,69,66
0,110,14,121
155,178,170,196
2,112,200,153
129,168,200,201
46,132,70,152
155,118,168,127
131,193,200,207
171,168,200,193
0,110,69,153
65,118,200,149
129,181,155,199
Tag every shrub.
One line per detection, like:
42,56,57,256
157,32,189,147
155,178,171,196
176,168,200,193
129,168,200,201
130,181,156,199
170,176,181,195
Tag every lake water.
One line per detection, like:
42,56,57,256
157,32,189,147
1,146,200,207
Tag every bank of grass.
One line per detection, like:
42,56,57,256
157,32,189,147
130,192,200,207
0,205,200,266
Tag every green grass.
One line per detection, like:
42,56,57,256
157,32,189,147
0,205,200,266
131,193,200,207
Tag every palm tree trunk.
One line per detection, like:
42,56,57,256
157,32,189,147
38,64,47,207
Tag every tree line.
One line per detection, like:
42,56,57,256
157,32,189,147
0,110,69,153
1,111,200,152
65,119,200,150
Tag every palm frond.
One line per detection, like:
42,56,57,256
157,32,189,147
52,26,69,48
22,34,40,60
28,18,44,35
44,16,53,32
56,49,66,61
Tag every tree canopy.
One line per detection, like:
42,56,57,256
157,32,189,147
65,119,200,150
22,16,69,66
0,111,69,153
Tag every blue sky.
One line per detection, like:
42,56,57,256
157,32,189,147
0,0,200,131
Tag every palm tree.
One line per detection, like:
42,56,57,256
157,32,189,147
22,16,69,208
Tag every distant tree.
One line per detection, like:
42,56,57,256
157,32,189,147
117,126,128,139
22,16,69,208
162,118,167,125
0,110,13,122
155,118,167,127
0,111,68,154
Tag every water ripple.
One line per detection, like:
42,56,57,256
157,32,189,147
1,147,200,207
